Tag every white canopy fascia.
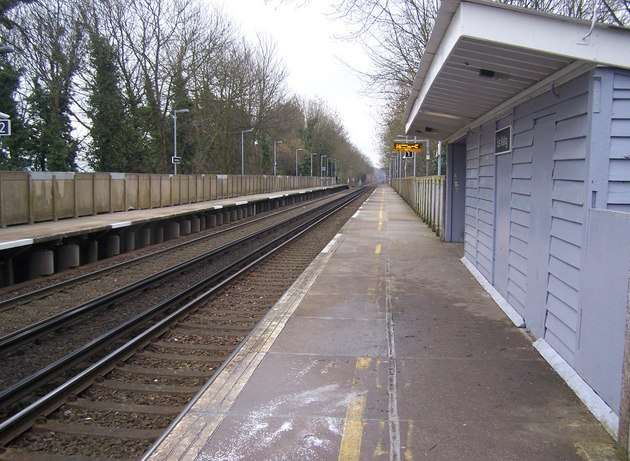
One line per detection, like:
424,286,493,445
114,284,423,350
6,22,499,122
405,0,630,141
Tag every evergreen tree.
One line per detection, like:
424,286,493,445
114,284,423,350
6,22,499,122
0,59,30,170
87,31,128,171
26,78,77,171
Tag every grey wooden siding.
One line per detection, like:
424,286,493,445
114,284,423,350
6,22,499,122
465,124,496,283
464,73,591,365
545,77,590,362
507,113,532,318
608,71,630,211
461,68,630,415
464,132,479,265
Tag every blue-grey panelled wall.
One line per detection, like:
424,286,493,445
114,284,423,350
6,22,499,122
458,68,630,415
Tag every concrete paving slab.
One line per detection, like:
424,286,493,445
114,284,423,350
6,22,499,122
227,353,389,420
293,293,385,320
197,414,344,461
393,306,539,360
394,417,617,461
269,317,387,357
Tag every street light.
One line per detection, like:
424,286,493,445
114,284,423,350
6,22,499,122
310,152,318,177
240,128,254,175
273,140,283,176
172,108,190,175
295,148,304,176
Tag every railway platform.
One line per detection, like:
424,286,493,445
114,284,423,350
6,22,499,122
0,185,342,249
145,185,616,461
0,185,343,285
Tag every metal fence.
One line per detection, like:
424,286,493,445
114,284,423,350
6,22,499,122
0,171,336,227
392,176,445,238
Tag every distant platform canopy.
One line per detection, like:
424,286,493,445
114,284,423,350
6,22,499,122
404,0,630,142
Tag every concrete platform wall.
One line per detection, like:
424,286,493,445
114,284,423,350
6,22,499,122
0,172,336,227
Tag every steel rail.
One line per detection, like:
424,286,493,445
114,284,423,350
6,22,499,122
0,188,342,311
0,188,362,410
0,189,350,352
0,186,368,446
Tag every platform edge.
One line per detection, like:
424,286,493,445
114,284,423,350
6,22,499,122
142,231,346,461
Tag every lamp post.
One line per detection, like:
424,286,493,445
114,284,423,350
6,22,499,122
273,140,283,176
310,152,318,177
172,108,190,175
240,128,254,175
295,148,304,176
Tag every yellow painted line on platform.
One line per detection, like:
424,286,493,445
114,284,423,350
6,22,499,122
338,396,367,461
338,357,370,461
404,419,415,460
356,356,371,370
374,243,382,255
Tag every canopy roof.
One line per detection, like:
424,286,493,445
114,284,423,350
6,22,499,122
405,0,630,142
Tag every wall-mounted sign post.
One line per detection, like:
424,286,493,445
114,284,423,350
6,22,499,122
393,139,428,177
0,118,11,137
393,142,423,153
495,126,512,154
0,113,11,158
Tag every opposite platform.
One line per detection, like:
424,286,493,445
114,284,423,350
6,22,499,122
145,185,617,461
0,185,342,250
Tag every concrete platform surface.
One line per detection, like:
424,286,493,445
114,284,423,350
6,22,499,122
145,185,617,461
0,185,340,249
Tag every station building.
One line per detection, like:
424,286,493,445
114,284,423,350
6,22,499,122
404,0,630,436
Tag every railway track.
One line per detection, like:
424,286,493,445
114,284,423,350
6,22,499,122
0,186,372,461
0,188,357,413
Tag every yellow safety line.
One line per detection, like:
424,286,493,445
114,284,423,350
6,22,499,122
338,398,367,460
338,358,369,461
356,357,372,369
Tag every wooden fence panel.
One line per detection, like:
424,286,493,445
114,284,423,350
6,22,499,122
391,176,445,239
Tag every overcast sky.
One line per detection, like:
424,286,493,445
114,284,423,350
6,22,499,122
204,0,383,167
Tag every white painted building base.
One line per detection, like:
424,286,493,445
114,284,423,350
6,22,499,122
460,257,525,327
460,256,619,439
534,338,619,438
